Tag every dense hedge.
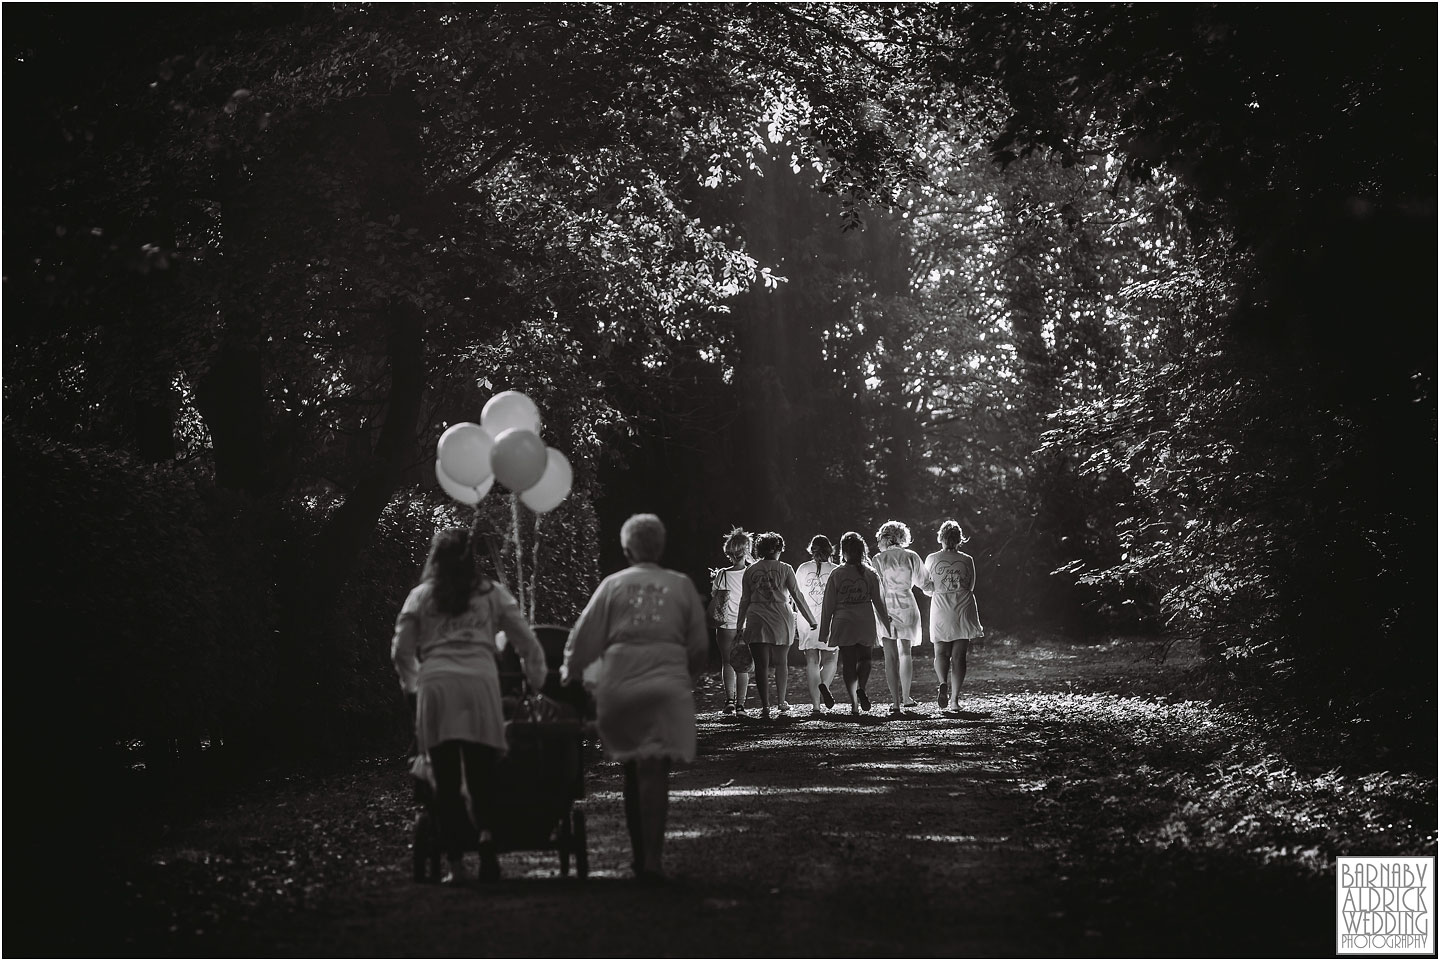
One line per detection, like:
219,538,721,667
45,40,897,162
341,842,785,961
4,431,278,758
4,431,604,768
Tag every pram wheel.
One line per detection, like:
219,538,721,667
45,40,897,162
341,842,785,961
573,809,589,880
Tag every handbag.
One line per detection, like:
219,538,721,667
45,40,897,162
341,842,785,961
728,638,754,672
707,588,728,625
707,568,730,625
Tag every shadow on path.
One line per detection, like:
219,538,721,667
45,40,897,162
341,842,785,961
28,633,1216,957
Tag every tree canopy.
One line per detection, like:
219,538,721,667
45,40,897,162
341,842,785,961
5,3,1433,758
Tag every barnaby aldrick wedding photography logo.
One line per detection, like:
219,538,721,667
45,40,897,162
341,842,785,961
1336,856,1435,956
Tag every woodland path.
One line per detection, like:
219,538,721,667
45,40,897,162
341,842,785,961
34,633,1354,958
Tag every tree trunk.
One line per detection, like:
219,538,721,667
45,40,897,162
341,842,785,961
310,299,427,600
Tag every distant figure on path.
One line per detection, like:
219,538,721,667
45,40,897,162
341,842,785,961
795,534,840,715
923,520,983,711
872,520,932,714
817,531,890,715
735,532,816,719
708,527,753,716
561,514,709,883
392,526,549,885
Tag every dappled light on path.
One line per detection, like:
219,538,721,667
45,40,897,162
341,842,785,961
46,632,1432,958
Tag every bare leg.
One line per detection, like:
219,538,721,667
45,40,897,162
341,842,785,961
805,649,823,709
820,650,839,690
718,628,751,710
775,646,790,707
635,757,671,876
951,638,970,706
934,641,952,702
750,644,771,710
717,628,737,700
881,636,902,710
898,641,913,703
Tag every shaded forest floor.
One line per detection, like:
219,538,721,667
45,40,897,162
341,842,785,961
14,632,1435,957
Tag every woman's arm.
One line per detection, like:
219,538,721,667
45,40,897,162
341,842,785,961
785,566,817,628
493,586,548,690
561,578,611,685
390,586,425,693
911,550,933,593
920,555,938,597
734,566,754,635
868,570,893,635
817,575,838,647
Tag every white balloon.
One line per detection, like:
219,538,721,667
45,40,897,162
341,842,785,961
489,427,547,492
520,448,573,513
436,460,494,505
481,391,541,437
437,422,494,487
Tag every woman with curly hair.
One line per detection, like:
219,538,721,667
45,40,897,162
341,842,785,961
708,527,754,715
735,531,816,719
872,520,932,715
392,526,549,885
817,531,891,715
923,520,983,710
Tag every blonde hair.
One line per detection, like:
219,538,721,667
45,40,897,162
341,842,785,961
875,520,911,549
722,526,752,559
938,520,969,548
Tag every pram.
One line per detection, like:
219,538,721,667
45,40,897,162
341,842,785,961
411,624,596,882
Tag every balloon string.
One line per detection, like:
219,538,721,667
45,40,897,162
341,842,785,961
511,493,525,616
474,504,508,593
528,513,544,622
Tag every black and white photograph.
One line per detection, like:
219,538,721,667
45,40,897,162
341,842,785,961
5,3,1436,957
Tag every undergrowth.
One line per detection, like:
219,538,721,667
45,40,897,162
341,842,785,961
999,688,1437,952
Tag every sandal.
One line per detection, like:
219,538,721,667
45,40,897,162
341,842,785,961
722,698,735,715
818,683,835,709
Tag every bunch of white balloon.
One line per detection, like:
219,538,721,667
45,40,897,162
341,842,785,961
434,390,573,513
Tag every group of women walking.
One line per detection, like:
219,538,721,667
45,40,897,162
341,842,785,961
709,520,982,718
391,512,979,885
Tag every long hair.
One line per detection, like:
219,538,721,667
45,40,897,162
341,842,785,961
423,527,491,617
840,531,868,566
807,533,833,560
